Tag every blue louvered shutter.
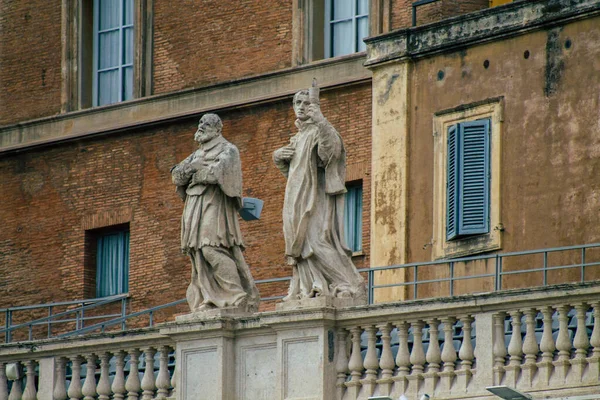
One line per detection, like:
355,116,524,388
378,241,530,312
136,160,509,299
458,119,490,235
344,184,363,252
446,124,459,240
96,231,130,297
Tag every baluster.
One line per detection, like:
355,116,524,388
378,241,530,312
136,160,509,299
81,354,97,400
440,317,457,393
345,326,363,400
393,321,411,395
170,360,177,398
335,329,349,400
0,361,7,400
587,301,600,382
407,320,425,396
97,352,112,400
554,305,572,383
155,346,172,400
424,319,441,395
54,357,68,400
571,303,590,382
493,313,507,385
456,315,474,391
537,306,555,387
360,326,379,397
141,348,157,400
520,309,538,387
377,323,395,396
21,360,37,400
7,363,22,400
68,356,83,400
112,351,127,400
126,349,141,400
504,311,523,388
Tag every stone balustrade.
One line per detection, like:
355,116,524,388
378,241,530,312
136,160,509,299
0,331,175,400
1,282,599,400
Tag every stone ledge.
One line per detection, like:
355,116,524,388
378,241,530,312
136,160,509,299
0,54,370,155
365,0,600,67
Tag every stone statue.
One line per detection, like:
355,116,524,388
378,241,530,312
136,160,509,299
172,113,260,313
273,84,366,303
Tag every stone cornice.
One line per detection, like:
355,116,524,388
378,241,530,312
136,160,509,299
365,0,600,67
0,54,370,155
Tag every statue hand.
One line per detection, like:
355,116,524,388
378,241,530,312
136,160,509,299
274,146,295,162
183,163,196,175
307,104,324,124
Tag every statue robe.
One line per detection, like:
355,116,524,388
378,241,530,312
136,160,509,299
275,119,365,299
172,135,259,311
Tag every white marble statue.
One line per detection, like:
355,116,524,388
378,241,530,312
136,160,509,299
172,114,260,313
273,86,366,302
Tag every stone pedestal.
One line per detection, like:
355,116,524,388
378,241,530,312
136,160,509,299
175,306,252,322
162,307,339,400
275,295,367,311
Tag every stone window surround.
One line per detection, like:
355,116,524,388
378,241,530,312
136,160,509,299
432,97,503,260
61,0,153,112
292,0,391,66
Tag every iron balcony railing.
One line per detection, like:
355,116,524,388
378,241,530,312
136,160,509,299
0,293,128,343
3,243,600,341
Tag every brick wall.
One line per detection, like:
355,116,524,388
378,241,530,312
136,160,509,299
0,83,371,315
391,0,488,29
0,0,62,125
152,0,293,94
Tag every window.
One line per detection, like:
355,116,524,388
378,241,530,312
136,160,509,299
292,0,389,65
96,229,130,297
344,182,363,253
61,0,152,111
93,0,134,106
432,99,503,259
325,0,369,58
446,119,490,241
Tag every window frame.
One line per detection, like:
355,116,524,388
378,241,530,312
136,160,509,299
324,0,370,59
92,0,135,107
95,227,130,298
344,181,364,254
432,99,503,259
60,0,153,112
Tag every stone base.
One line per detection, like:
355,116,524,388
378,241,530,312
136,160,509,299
175,306,252,322
275,295,367,311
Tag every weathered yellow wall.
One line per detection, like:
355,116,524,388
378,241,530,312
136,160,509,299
371,16,600,301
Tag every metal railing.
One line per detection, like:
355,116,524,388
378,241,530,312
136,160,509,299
361,243,600,303
57,276,292,338
0,293,128,343
5,244,600,341
412,0,442,26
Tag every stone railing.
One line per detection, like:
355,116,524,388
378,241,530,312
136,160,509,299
0,329,176,400
1,282,600,400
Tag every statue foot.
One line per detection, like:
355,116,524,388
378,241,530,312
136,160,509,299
336,290,352,298
197,302,217,311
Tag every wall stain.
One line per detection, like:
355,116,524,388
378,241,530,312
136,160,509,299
378,73,399,106
544,27,564,97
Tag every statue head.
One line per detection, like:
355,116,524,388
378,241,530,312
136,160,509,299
293,89,311,121
195,113,223,144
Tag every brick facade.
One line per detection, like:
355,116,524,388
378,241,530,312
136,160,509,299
0,82,372,315
0,1,492,319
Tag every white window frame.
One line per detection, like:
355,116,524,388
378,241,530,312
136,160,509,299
324,0,369,59
92,0,134,107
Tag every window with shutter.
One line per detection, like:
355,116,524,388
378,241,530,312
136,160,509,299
344,182,363,252
96,230,130,297
446,119,491,241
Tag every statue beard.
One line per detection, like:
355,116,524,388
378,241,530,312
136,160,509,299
194,129,219,144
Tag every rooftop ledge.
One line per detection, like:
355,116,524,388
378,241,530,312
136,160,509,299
365,0,600,67
0,54,370,155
